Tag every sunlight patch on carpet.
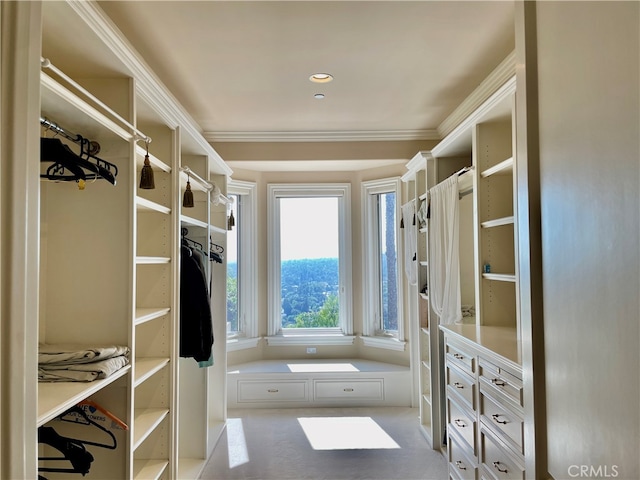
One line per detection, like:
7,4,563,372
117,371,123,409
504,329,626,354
227,418,249,468
297,416,400,450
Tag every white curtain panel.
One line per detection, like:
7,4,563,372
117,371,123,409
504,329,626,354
428,175,462,325
401,201,417,286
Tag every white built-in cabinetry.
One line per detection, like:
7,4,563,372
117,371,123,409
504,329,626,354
429,75,527,478
30,1,233,479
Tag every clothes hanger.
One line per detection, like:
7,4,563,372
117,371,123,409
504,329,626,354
77,136,117,186
40,137,97,183
40,137,117,186
38,426,94,476
76,399,128,431
56,405,118,450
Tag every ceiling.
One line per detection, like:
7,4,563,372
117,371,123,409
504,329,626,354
51,1,516,169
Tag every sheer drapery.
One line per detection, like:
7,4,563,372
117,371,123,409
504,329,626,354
428,175,462,325
401,201,417,286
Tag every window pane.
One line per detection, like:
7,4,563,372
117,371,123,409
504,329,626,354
379,192,398,331
279,197,340,328
226,194,239,335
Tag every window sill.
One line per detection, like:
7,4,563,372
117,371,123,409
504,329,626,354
265,334,356,347
359,335,407,352
227,336,261,352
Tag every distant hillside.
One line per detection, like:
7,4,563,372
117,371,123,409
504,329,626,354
227,257,339,327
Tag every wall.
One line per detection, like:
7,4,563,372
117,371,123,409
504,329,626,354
535,2,639,478
224,160,426,368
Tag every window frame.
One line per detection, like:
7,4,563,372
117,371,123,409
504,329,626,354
226,179,259,351
361,177,406,351
266,183,354,346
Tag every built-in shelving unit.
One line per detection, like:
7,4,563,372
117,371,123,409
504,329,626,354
428,72,525,477
27,1,234,479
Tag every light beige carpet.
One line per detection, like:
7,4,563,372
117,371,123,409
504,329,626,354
199,407,448,480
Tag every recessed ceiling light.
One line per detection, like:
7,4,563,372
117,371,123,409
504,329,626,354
310,73,333,83
314,93,325,99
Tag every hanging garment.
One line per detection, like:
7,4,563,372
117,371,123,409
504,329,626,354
180,245,214,363
428,175,462,325
401,201,418,285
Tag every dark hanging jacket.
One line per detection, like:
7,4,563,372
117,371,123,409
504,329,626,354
180,245,213,362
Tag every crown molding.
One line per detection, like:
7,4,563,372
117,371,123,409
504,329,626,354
437,50,516,140
67,0,232,176
204,129,440,143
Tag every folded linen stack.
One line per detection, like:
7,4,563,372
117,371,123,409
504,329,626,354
38,344,130,382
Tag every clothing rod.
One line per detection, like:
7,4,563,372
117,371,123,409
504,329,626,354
212,184,233,206
179,166,213,191
40,117,83,144
41,57,151,144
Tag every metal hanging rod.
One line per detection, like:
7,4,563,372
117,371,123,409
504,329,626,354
41,57,151,145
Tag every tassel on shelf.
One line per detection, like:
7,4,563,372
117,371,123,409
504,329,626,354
183,175,194,208
139,141,155,190
227,210,235,230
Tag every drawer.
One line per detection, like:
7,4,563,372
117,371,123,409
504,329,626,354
478,359,523,409
447,362,476,411
448,397,477,455
480,429,524,480
449,431,478,480
480,392,524,455
237,380,308,403
314,379,383,401
446,342,476,376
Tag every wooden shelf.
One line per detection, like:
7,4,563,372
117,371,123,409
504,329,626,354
481,216,514,228
134,357,170,387
133,408,169,450
136,196,171,215
135,307,170,326
136,256,171,265
133,458,169,480
481,157,513,177
482,272,516,282
41,72,132,142
38,365,130,426
181,215,208,229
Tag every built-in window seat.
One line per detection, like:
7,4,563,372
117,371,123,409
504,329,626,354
227,359,412,408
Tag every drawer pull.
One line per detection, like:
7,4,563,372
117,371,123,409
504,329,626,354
493,461,508,473
453,419,466,428
491,413,508,425
453,353,464,360
267,388,279,393
491,378,506,387
455,460,467,471
343,387,354,392
453,382,464,389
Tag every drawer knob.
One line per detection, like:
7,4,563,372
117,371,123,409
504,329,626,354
453,382,464,389
493,461,508,473
453,353,464,360
491,378,506,387
343,387,354,392
267,389,279,393
492,413,508,425
454,419,466,428
455,460,467,471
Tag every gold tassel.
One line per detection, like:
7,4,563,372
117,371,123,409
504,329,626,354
183,176,194,208
139,141,155,189
227,210,235,230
